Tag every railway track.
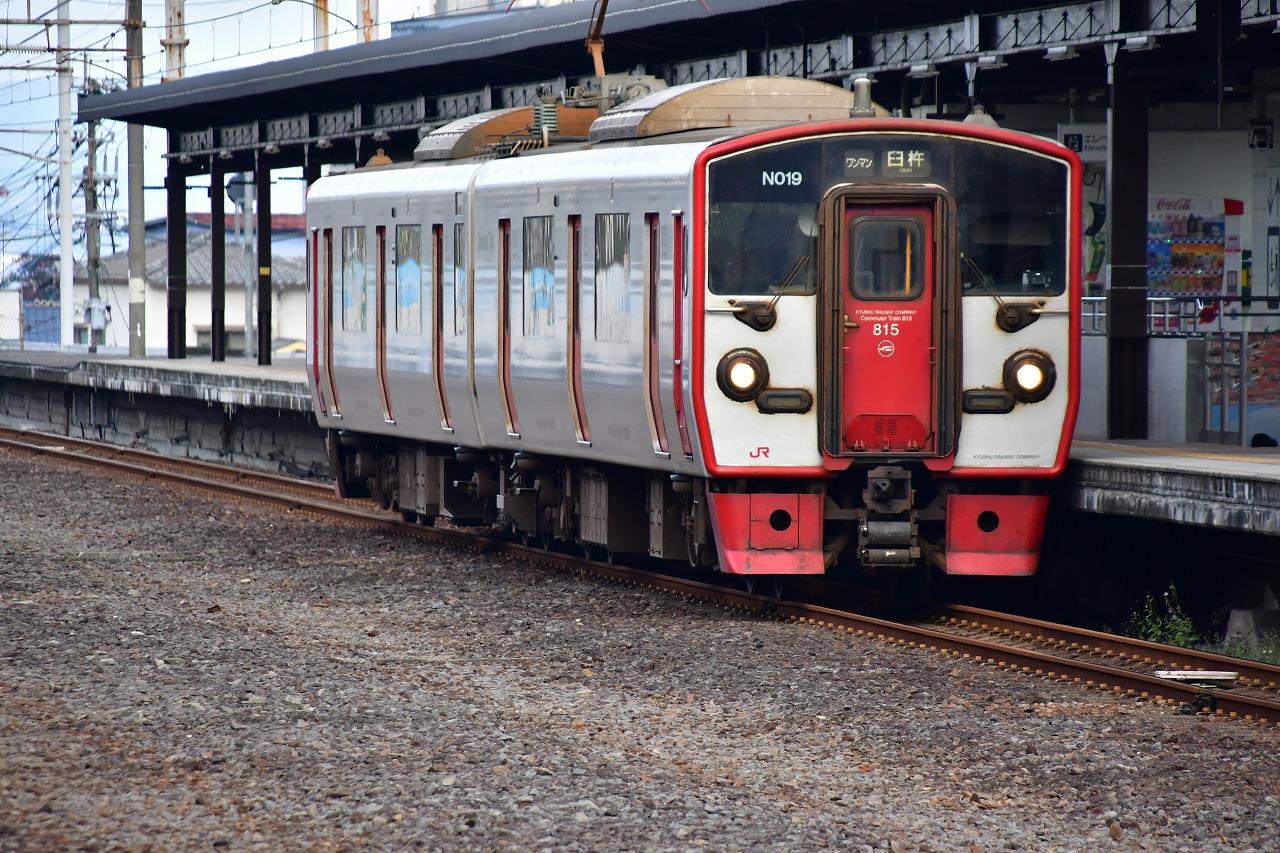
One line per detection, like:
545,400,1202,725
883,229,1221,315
0,427,335,503
3,425,1277,727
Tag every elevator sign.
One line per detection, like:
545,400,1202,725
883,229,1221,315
1058,123,1107,163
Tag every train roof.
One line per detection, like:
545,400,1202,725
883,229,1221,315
402,76,878,168
329,76,1068,178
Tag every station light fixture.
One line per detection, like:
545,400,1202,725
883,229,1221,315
907,63,937,79
976,54,1007,70
1044,45,1078,61
1122,35,1157,52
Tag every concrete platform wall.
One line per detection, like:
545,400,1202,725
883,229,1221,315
1078,337,1206,442
0,374,328,479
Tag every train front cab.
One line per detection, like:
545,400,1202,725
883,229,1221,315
694,120,1081,579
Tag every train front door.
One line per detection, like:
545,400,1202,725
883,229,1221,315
838,204,936,453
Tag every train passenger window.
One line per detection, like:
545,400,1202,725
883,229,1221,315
523,216,554,337
453,223,467,335
849,218,923,300
395,225,422,334
341,226,367,330
594,213,630,342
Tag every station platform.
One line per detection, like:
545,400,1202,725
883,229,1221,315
0,350,322,476
0,350,311,413
1065,439,1280,535
0,350,1278,534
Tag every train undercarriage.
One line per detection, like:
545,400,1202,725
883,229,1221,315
326,430,1034,583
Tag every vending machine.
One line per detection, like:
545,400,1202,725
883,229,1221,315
1147,195,1245,298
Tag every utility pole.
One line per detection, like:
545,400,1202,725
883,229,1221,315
84,118,100,352
127,0,146,355
359,0,377,42
244,176,256,359
315,0,330,50
162,0,187,81
56,0,73,348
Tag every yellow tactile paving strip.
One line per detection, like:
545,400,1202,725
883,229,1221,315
1073,439,1280,467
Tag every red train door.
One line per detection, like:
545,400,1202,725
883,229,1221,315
839,205,935,453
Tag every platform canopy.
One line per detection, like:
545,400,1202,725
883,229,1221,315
77,0,1280,173
80,0,816,131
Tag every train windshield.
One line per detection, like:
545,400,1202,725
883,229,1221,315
708,201,818,296
705,134,1069,298
954,151,1067,297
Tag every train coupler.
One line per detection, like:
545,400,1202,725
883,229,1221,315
858,466,920,567
859,519,919,565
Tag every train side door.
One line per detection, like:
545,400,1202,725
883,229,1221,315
838,204,935,453
320,228,341,415
374,225,394,424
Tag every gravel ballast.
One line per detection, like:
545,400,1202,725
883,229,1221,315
1,449,1278,851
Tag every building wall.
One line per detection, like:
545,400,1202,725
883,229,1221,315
1149,130,1254,242
73,282,307,354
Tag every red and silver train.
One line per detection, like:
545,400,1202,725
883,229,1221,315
306,76,1081,583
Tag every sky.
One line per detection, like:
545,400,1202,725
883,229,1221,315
0,0,531,262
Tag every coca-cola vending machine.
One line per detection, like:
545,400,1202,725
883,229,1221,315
1147,194,1244,298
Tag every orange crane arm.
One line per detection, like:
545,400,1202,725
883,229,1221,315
585,0,609,77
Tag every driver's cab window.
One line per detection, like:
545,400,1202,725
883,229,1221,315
850,217,922,300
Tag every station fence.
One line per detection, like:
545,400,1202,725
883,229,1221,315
1080,296,1280,446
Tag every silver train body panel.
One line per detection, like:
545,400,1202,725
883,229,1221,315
307,143,711,475
309,162,483,448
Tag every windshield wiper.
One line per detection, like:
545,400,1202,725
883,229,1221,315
961,254,1006,307
769,254,811,306
963,253,1040,333
721,255,810,333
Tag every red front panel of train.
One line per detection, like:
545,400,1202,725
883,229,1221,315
839,205,935,453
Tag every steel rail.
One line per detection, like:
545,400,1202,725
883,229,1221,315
3,430,1277,727
783,603,1280,724
933,603,1280,691
0,427,333,499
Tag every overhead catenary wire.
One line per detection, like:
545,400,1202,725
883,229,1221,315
0,0,350,317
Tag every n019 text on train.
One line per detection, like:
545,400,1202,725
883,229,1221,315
761,170,803,186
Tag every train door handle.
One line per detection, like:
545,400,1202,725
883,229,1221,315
843,314,859,330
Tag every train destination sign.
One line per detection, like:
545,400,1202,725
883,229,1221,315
842,147,932,178
883,148,931,177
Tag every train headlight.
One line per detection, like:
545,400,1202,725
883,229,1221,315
1002,350,1056,403
717,348,769,402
